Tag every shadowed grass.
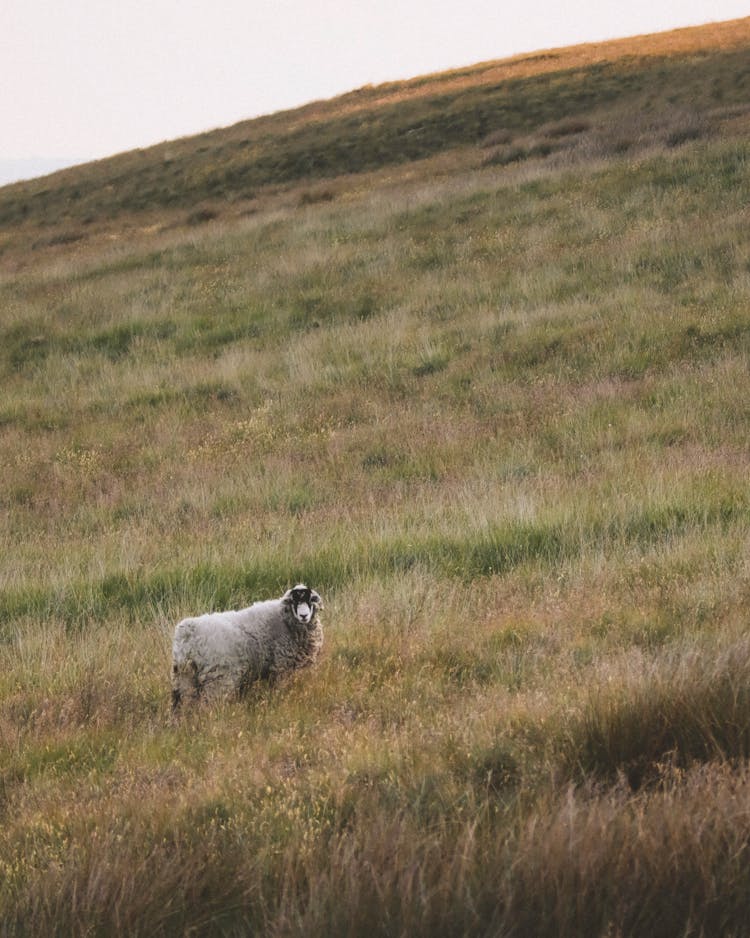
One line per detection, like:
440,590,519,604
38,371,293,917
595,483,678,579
563,638,750,788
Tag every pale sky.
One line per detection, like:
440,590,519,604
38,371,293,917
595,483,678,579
1,1,748,182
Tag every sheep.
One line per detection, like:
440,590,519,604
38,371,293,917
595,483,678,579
171,583,323,708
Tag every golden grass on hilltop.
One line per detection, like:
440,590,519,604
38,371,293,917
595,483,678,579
2,15,750,258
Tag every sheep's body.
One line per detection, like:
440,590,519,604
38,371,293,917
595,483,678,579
171,585,323,707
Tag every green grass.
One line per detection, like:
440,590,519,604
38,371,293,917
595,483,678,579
2,18,750,937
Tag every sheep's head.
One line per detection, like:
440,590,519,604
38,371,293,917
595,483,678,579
284,584,322,627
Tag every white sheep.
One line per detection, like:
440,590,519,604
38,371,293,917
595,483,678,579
171,583,323,708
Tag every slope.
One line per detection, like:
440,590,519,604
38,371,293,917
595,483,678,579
1,17,750,938
0,16,749,249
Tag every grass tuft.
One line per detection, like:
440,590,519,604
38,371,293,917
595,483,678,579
565,639,750,789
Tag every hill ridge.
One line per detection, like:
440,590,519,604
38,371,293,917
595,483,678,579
5,14,750,190
1,15,749,262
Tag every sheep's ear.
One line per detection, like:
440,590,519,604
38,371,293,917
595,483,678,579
311,590,322,607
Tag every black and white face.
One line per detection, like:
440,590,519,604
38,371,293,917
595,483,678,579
288,584,321,626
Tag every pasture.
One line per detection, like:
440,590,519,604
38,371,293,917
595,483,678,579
1,21,750,935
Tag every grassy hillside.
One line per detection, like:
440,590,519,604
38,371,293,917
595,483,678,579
2,17,750,937
1,16,750,251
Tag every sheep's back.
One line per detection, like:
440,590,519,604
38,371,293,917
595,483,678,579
173,608,264,670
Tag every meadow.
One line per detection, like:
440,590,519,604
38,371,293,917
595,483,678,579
2,20,750,937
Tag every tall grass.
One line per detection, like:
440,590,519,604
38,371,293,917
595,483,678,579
2,26,750,935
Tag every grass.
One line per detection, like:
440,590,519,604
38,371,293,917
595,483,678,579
2,17,750,937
